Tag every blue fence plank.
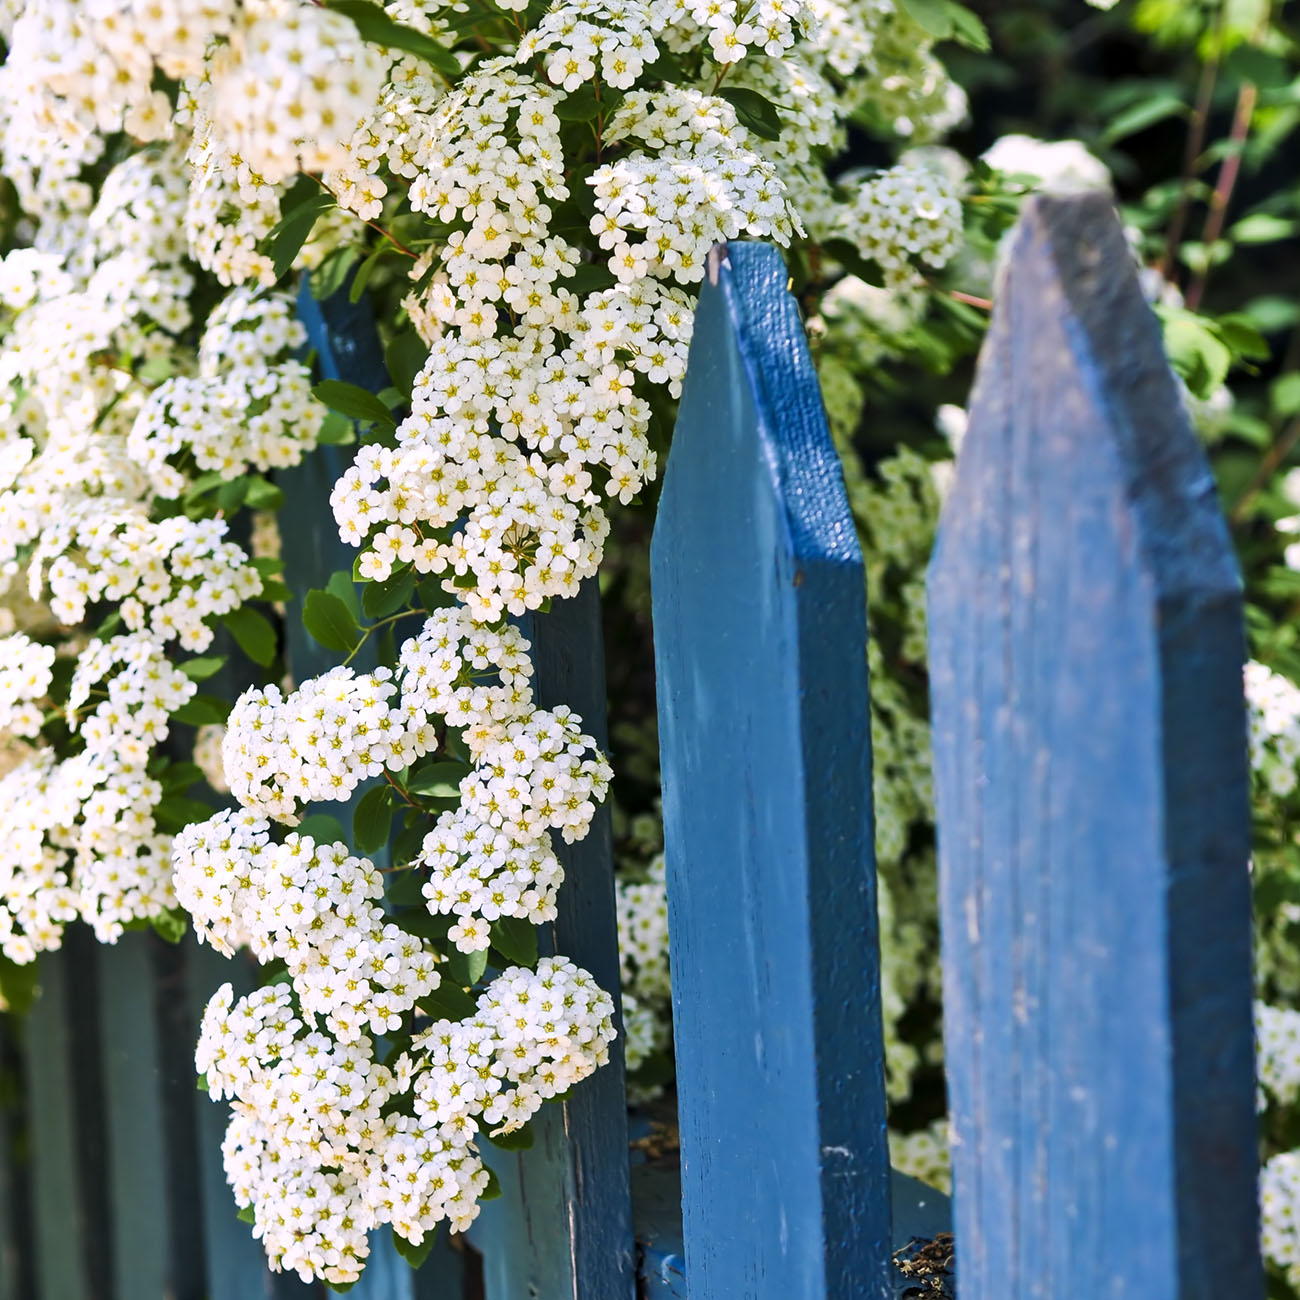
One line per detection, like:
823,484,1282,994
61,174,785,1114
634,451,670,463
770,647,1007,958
927,192,1261,1300
650,240,893,1300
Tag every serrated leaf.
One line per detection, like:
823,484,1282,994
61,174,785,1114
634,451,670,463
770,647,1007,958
150,907,188,944
179,656,227,681
446,945,489,988
718,87,783,141
353,783,396,855
221,606,278,668
312,379,397,431
362,568,416,619
326,0,460,75
265,193,335,281
490,916,538,967
392,1226,437,1270
303,590,362,653
172,694,230,726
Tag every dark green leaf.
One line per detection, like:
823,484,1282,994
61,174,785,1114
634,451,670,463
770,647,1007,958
150,907,188,944
480,1167,502,1201
310,244,363,301
417,577,454,611
184,470,227,502
945,1,990,50
387,869,427,908
407,761,470,797
362,568,416,619
1099,95,1189,146
303,590,362,653
312,380,398,431
196,1072,209,1093
563,263,617,296
386,331,427,400
446,946,489,988
349,242,389,304
484,1123,534,1151
420,980,478,1021
179,656,227,681
155,796,216,833
265,193,335,281
221,607,278,668
490,916,538,967
327,570,362,620
296,813,347,844
556,86,605,121
161,762,204,792
1214,313,1270,362
718,87,783,141
237,1204,256,1224
353,784,396,854
216,477,250,513
326,1,460,75
172,694,231,726
392,1226,437,1270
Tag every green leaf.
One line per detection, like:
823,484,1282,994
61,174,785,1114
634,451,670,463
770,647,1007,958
407,761,470,798
155,796,216,833
480,1167,502,1201
265,193,335,281
1272,373,1300,418
1229,212,1297,245
391,1226,437,1270
221,607,278,668
490,916,538,967
150,907,188,945
897,0,952,38
324,1282,358,1295
303,589,363,654
349,242,390,304
362,568,416,619
945,1,990,50
196,1072,209,1093
446,945,489,988
312,380,398,431
172,694,231,726
327,570,363,620
563,263,618,297
0,955,39,1015
184,470,227,502
296,813,347,844
326,0,461,75
216,477,250,513
484,1123,535,1151
310,243,363,301
353,784,396,855
161,762,204,792
317,410,356,446
417,577,454,612
179,656,227,682
1099,95,1190,146
1214,313,1271,362
386,331,427,400
718,87,783,141
244,476,284,510
420,980,478,1021
237,1204,256,1224
1159,309,1232,398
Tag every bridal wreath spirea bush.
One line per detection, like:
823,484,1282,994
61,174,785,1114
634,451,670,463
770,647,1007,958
0,0,985,1286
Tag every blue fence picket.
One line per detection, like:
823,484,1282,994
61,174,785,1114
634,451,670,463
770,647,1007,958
928,192,1261,1300
650,241,893,1300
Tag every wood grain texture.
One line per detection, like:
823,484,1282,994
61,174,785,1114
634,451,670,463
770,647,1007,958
470,580,636,1300
928,192,1261,1300
650,240,893,1300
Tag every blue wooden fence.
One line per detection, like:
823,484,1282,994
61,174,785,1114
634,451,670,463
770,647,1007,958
0,192,1263,1299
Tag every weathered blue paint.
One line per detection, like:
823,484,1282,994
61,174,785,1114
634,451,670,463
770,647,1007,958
650,241,893,1300
928,193,1261,1300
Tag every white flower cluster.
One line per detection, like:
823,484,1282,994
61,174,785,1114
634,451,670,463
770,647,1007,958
840,163,964,290
1259,1002,1300,1108
0,632,53,739
616,853,671,1075
1263,1152,1300,1290
194,946,612,1284
129,288,326,496
1246,661,1300,797
222,667,435,821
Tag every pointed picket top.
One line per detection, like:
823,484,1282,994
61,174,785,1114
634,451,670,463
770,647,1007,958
652,240,893,1300
928,193,1260,1300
